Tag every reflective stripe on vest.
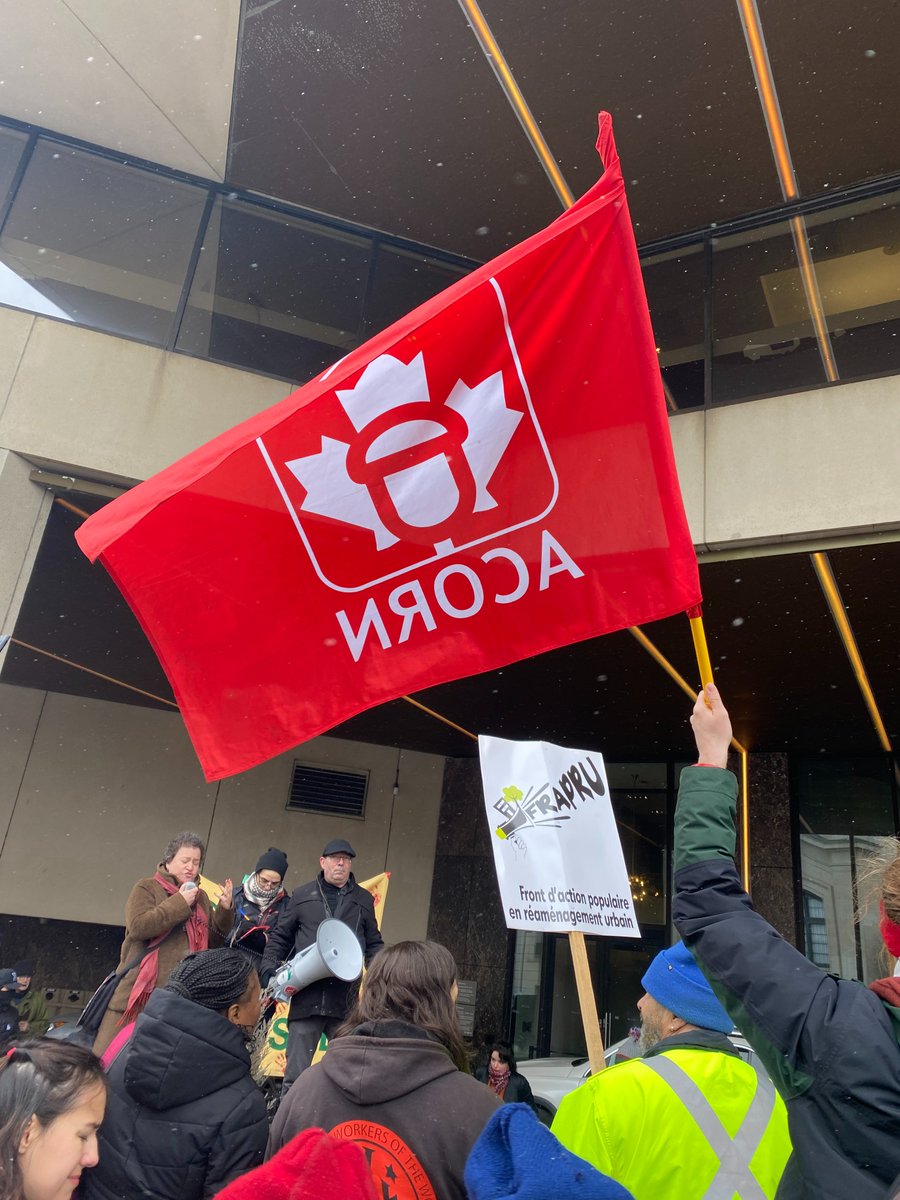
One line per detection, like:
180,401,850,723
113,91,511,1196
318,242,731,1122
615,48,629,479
642,1054,776,1200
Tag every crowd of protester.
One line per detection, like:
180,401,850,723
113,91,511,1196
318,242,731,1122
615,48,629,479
3,686,900,1198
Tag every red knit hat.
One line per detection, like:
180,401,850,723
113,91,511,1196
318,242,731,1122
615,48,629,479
212,1129,377,1200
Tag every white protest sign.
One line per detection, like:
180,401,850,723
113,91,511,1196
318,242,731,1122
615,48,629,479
479,735,639,938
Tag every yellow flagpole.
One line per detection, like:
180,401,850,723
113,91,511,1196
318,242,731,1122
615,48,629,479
686,605,714,690
684,605,751,891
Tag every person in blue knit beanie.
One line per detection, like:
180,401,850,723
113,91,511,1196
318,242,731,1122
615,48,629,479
551,942,793,1200
639,940,733,1033
465,1103,635,1200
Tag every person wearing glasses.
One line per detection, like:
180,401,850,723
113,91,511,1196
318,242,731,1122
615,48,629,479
228,848,290,971
260,839,383,1095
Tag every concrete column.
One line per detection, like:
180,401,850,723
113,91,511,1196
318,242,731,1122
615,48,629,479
747,752,799,946
0,449,52,638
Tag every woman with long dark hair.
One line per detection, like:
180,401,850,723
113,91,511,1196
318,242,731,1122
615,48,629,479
0,1038,106,1200
269,940,501,1200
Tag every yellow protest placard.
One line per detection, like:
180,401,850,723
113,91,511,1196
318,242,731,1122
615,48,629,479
199,875,223,906
360,871,390,931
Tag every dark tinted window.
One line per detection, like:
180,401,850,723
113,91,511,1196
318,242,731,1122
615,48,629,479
642,245,705,409
711,221,828,403
804,195,900,380
0,140,206,340
364,244,471,336
0,126,27,208
177,197,371,381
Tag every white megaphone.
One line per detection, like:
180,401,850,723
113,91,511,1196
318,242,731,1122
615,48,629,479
270,918,364,1002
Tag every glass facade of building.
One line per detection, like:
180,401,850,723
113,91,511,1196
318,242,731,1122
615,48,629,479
795,755,898,984
0,122,474,384
2,117,900,408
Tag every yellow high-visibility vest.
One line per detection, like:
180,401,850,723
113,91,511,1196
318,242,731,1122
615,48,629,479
552,1046,792,1200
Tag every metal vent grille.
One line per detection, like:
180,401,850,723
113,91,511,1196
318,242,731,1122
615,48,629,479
287,762,368,818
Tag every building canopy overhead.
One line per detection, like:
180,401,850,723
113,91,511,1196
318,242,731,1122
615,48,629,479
229,0,900,259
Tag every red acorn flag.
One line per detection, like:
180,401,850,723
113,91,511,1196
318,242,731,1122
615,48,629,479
77,114,701,780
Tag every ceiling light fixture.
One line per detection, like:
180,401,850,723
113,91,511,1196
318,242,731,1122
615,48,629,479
735,0,839,383
455,0,574,209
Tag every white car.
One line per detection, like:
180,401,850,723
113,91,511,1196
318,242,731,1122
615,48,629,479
518,1032,759,1125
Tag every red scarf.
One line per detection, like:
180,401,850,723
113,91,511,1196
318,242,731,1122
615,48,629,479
121,870,208,1024
870,976,900,1006
487,1063,511,1098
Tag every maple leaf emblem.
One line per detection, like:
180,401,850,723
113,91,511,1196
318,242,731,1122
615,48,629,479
285,352,522,552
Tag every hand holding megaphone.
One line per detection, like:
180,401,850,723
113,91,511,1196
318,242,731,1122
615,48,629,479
270,918,364,1002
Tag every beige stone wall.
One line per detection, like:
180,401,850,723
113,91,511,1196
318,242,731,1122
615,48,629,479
669,375,900,552
0,449,52,631
0,0,239,178
0,683,443,945
2,310,898,551
0,312,291,485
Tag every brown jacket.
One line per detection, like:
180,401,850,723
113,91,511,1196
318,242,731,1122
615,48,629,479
93,867,232,1055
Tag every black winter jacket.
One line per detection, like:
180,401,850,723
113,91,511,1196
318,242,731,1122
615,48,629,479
268,1020,501,1200
80,988,268,1200
474,1065,535,1108
260,872,383,1020
673,765,900,1200
0,995,18,1044
228,881,288,967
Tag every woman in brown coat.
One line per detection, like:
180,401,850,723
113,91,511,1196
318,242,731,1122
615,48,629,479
93,831,234,1056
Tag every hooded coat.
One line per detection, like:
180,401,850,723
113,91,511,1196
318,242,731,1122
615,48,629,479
268,1020,502,1200
0,991,17,1043
81,987,268,1200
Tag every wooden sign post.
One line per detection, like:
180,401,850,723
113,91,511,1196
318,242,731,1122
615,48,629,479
569,930,606,1073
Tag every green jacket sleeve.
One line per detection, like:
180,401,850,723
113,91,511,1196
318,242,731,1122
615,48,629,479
19,990,49,1033
673,766,826,1099
672,765,739,873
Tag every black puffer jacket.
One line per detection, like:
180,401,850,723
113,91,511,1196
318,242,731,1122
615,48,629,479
81,988,267,1200
0,993,17,1045
260,872,383,1020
